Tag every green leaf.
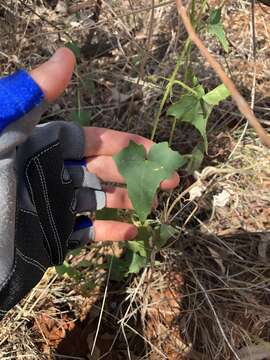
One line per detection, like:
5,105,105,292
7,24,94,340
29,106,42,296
67,246,83,257
167,81,229,155
128,252,147,274
109,248,148,281
127,226,151,258
168,94,208,151
182,102,208,151
114,141,185,221
55,261,81,279
65,266,81,279
96,208,119,221
203,84,230,106
194,84,205,98
55,263,69,275
109,256,128,281
66,41,81,61
128,240,148,257
208,24,229,52
76,260,93,269
155,224,177,250
209,8,221,25
185,144,205,174
208,9,229,52
71,110,92,126
167,95,199,119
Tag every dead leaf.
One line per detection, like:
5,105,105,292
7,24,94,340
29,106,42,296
189,182,206,201
111,87,131,103
213,189,231,208
33,313,75,347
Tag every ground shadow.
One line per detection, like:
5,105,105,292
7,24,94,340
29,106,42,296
55,280,147,359
53,227,270,360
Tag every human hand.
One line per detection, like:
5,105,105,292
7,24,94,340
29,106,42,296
0,48,179,316
30,48,180,243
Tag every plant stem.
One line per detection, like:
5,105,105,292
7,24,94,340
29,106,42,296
75,66,81,115
150,39,190,140
172,79,199,96
175,0,270,147
169,118,177,145
169,0,196,146
151,0,207,141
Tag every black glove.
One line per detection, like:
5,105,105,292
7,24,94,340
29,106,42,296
0,70,105,318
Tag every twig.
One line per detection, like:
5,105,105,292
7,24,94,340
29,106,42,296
55,355,85,360
18,0,72,41
229,0,257,159
259,0,270,7
68,1,93,14
129,0,156,119
90,256,112,356
188,263,241,360
81,0,102,58
175,0,270,148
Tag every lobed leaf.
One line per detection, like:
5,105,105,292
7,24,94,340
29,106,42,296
167,82,230,152
113,141,185,222
207,8,229,52
167,94,208,151
203,83,230,105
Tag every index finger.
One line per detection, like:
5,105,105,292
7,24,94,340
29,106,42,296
84,127,154,156
30,48,75,102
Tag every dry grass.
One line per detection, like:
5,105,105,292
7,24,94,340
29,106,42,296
0,0,270,359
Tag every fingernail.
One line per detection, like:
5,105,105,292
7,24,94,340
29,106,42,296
125,226,138,240
50,48,75,63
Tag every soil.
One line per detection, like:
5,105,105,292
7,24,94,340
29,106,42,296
0,1,270,359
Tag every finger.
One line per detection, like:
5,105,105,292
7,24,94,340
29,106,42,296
66,164,101,190
74,188,105,212
84,127,154,157
93,220,138,242
70,216,93,248
29,48,76,102
87,155,124,183
104,186,160,209
162,172,180,190
75,185,157,213
87,156,180,190
105,186,133,209
74,186,133,213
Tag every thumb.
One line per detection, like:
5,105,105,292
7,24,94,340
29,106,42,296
29,48,76,102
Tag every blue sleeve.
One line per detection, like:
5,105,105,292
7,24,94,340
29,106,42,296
0,70,44,132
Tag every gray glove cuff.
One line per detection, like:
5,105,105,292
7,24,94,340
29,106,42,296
0,104,104,294
0,102,47,288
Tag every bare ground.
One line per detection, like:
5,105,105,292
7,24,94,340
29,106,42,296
0,1,270,359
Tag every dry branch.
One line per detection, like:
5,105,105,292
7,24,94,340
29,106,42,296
175,0,270,148
68,1,93,14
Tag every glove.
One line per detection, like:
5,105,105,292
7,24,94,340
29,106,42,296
0,70,105,318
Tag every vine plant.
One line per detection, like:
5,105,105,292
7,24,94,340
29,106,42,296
56,1,231,281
